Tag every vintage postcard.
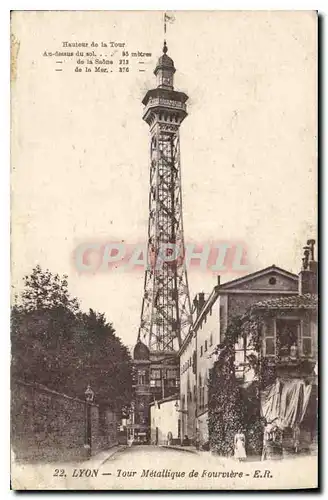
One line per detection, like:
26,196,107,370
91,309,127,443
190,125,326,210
11,10,318,490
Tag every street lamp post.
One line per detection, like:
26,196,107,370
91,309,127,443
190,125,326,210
127,402,135,443
84,384,95,458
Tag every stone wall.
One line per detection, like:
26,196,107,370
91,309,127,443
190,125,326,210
11,379,118,462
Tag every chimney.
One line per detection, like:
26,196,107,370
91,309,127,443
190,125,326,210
214,276,221,293
198,292,205,311
299,239,317,295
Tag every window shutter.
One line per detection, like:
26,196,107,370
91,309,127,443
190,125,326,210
192,351,196,374
302,319,312,356
264,318,275,356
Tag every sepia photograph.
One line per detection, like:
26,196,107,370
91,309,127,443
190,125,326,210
10,10,318,490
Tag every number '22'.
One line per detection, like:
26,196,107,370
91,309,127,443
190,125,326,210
53,469,66,477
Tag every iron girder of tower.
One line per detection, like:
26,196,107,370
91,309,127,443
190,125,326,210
138,128,192,351
138,45,193,353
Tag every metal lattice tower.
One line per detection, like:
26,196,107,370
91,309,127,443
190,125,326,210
138,42,193,352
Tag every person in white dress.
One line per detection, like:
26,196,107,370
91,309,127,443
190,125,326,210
234,429,247,461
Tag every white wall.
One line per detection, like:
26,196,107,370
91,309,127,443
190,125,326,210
180,333,196,440
150,398,179,445
196,298,222,416
198,412,209,444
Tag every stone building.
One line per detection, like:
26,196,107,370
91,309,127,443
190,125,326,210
179,265,300,445
208,240,318,457
244,244,318,455
249,294,318,455
129,340,179,443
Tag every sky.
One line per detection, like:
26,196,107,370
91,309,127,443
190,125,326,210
11,11,317,349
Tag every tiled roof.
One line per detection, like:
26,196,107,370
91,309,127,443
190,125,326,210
252,293,318,311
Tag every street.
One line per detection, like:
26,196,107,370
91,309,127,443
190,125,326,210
11,445,317,490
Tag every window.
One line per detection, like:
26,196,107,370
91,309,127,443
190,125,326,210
200,345,203,357
150,368,161,387
166,368,178,387
263,319,275,356
205,340,208,352
138,370,147,385
137,412,146,425
199,387,205,410
210,333,213,347
220,305,225,337
310,319,317,356
276,319,300,357
167,368,178,379
235,334,247,378
151,369,161,379
151,380,161,388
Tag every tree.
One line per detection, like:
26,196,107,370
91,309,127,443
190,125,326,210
207,315,263,456
20,265,79,313
11,266,133,412
208,343,245,456
11,305,79,389
71,308,134,409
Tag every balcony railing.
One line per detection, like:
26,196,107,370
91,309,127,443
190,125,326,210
144,97,187,113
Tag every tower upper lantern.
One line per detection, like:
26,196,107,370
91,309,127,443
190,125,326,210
154,41,176,89
142,42,188,130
